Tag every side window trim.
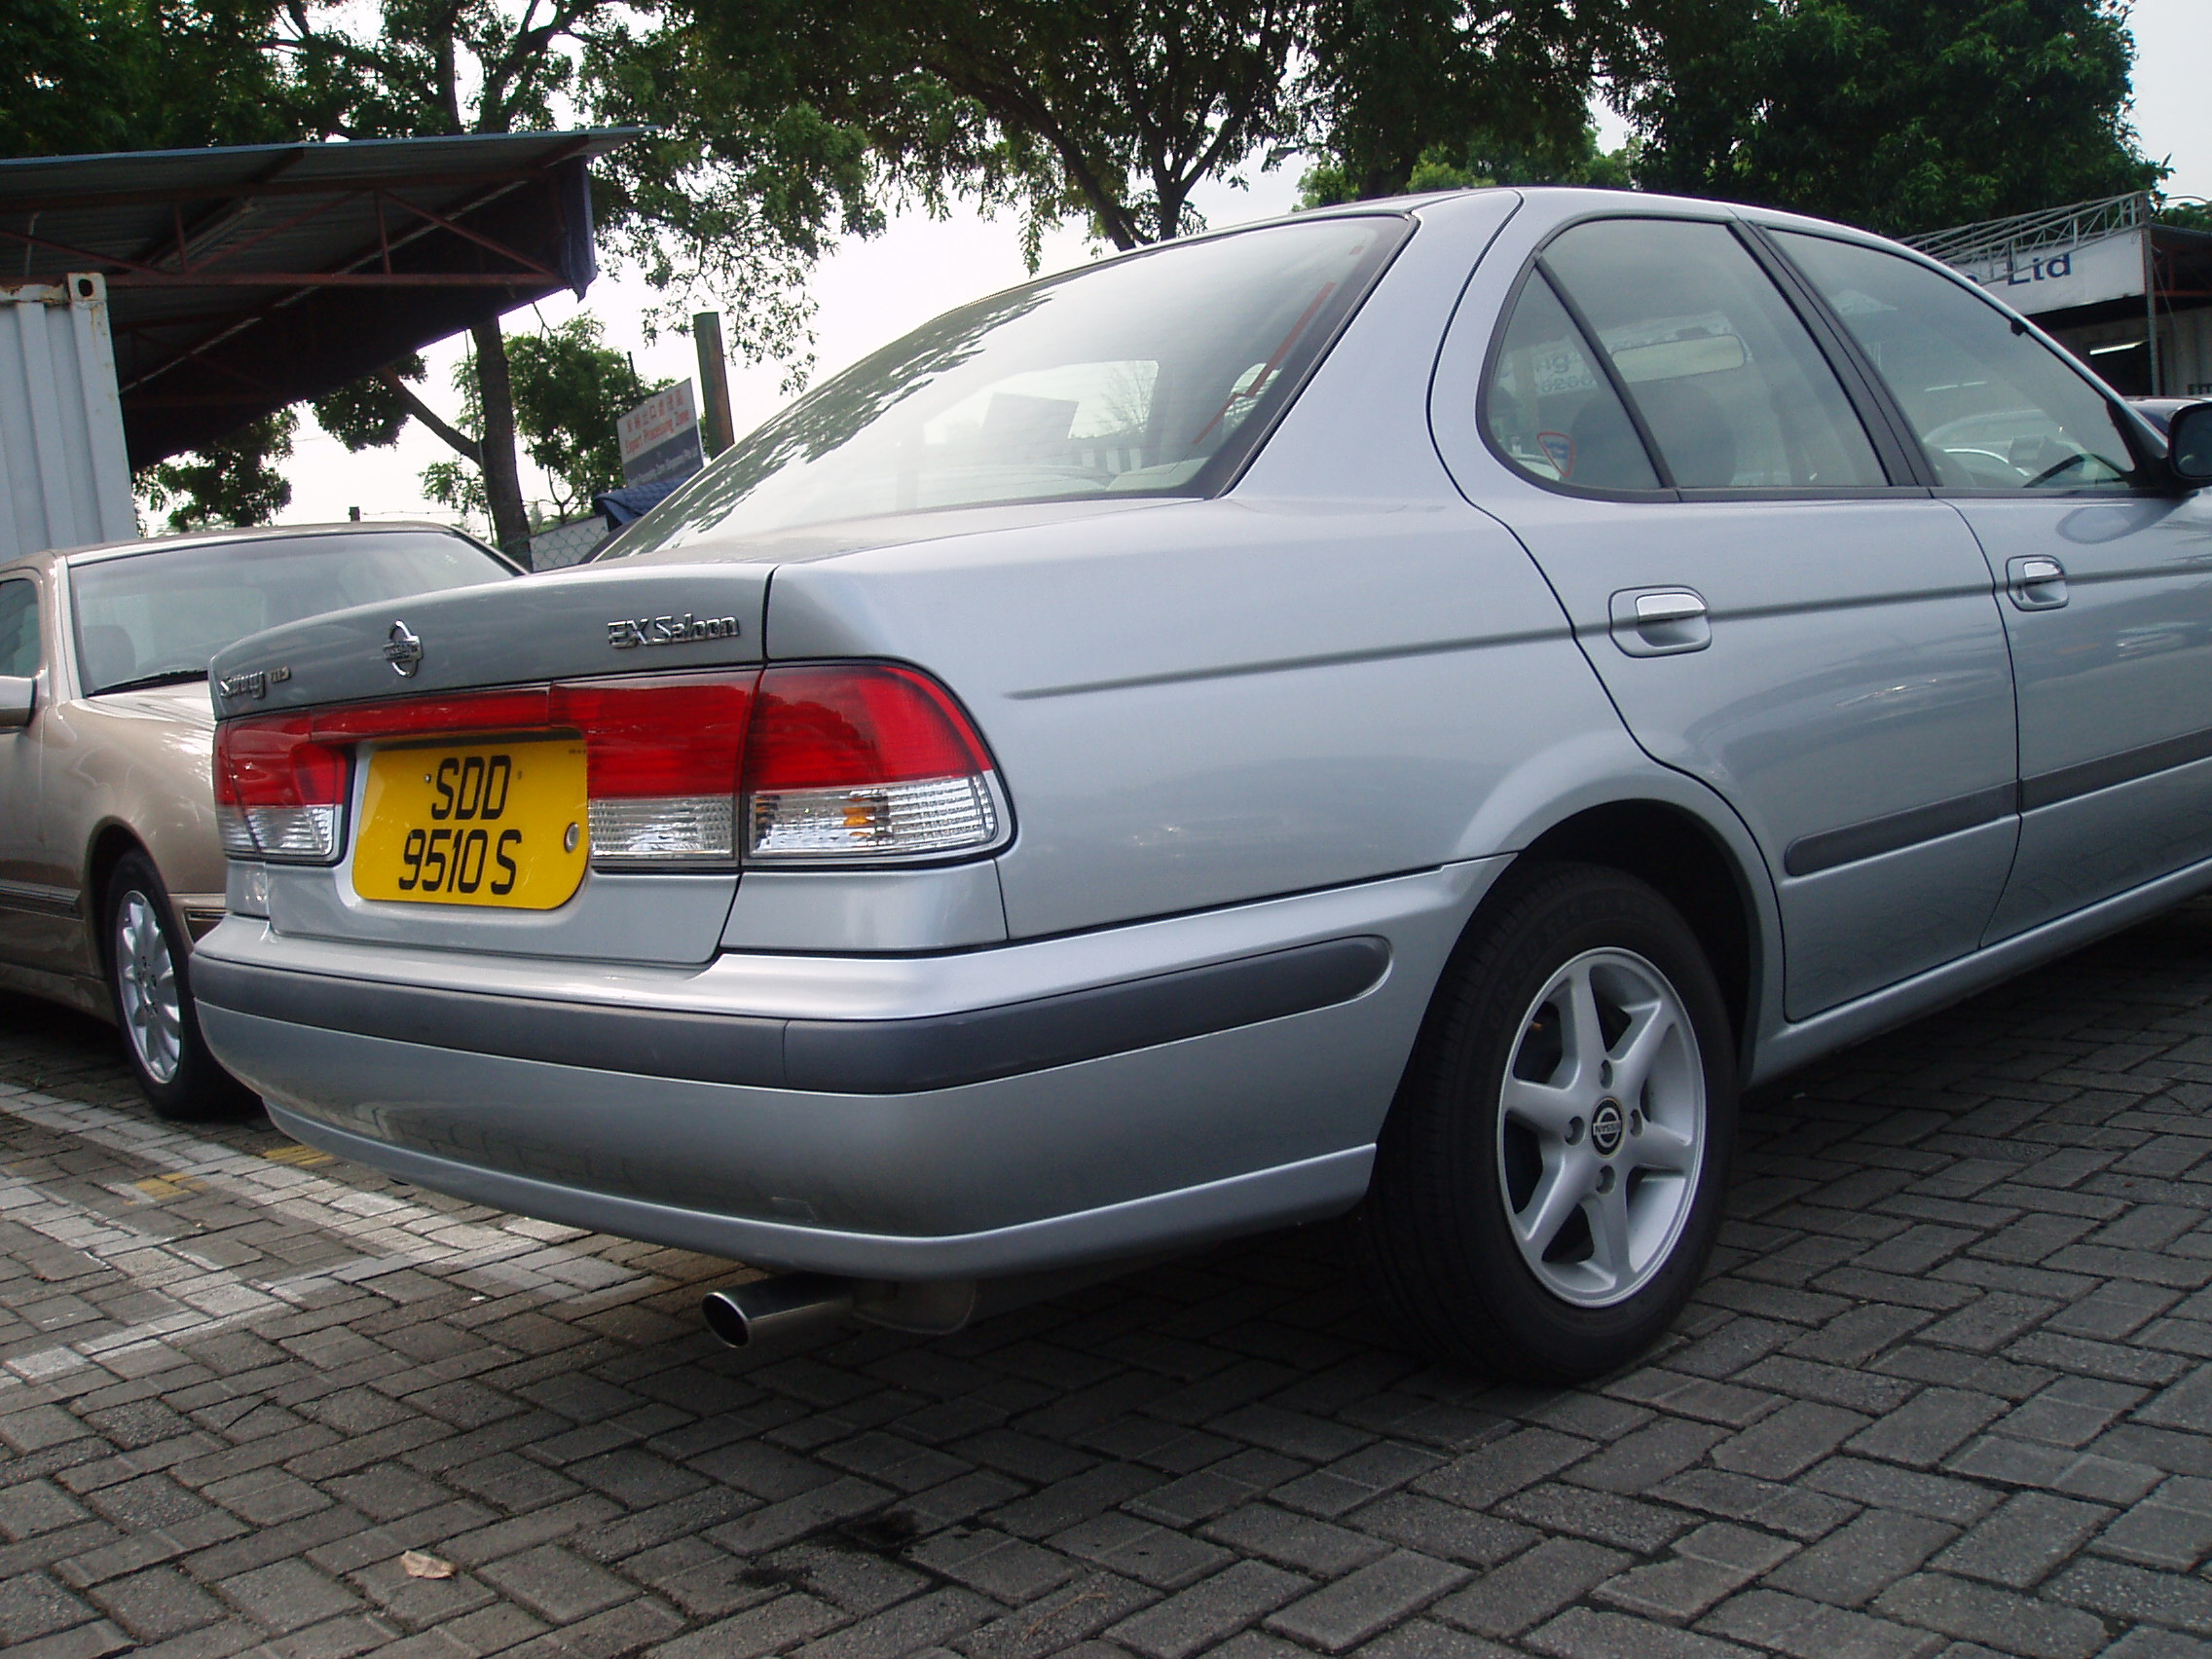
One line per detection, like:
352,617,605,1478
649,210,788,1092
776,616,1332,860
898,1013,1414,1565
1531,259,1680,490
1756,224,2160,497
1484,210,1928,501
1736,223,1932,489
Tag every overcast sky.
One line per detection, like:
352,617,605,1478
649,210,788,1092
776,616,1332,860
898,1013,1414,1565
270,0,2212,531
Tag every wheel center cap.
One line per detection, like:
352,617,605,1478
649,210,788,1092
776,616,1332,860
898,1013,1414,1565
1591,1099,1626,1156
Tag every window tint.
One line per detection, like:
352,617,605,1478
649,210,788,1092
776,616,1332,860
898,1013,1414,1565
1541,219,1888,490
1773,231,2142,492
605,216,1405,558
1487,273,1660,490
0,579,36,679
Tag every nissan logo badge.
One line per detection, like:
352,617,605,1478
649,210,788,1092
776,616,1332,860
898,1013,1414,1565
384,620,424,677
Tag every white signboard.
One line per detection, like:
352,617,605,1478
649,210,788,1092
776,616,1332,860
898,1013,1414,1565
618,380,703,487
1954,228,2146,315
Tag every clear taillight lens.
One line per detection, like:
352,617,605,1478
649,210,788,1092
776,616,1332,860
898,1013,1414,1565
213,715,350,864
549,677,755,868
741,665,1002,862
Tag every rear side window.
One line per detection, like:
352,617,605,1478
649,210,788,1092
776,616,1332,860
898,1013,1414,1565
1771,231,2144,492
1519,218,1888,492
0,579,36,678
1487,274,1661,491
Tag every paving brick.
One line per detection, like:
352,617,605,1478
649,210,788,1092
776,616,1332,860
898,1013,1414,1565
1592,1523,1797,1623
1927,1491,2109,1589
1263,1551,1467,1653
1105,1560,1308,1659
1763,1509,1958,1607
2094,1476,2212,1569
955,1571,1155,1659
1714,1404,1871,1481
1429,1539,1630,1639
1050,1512,1234,1589
905,1529,1078,1602
473,1542,633,1623
646,1591,845,1659
10,859,2212,1659
1869,1571,2107,1659
2046,1554,2212,1634
1845,1390,2006,1469
1203,1504,1391,1575
787,1586,995,1659
210,1557,362,1633
1697,1587,1945,1659
1525,1604,1761,1659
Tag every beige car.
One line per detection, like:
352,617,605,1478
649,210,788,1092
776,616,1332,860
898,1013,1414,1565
0,523,515,1117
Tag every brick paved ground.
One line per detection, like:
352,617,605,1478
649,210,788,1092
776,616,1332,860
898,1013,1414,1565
9,904,2212,1659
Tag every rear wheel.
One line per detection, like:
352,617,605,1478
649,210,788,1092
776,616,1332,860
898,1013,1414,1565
1354,862,1736,1381
103,851,251,1121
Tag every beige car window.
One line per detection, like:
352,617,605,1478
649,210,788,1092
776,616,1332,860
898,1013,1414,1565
0,579,37,678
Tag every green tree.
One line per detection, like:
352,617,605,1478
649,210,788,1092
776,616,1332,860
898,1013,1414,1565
1,0,327,159
1299,1,1627,206
683,0,1313,255
140,411,297,532
1614,0,2161,238
277,0,881,560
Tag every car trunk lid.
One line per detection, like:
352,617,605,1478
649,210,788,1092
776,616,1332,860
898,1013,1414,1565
209,563,769,967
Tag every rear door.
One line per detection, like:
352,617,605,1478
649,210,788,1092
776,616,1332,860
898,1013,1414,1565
1441,210,2019,1019
1771,228,2212,939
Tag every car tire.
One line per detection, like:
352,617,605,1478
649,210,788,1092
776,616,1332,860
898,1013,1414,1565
103,851,252,1121
1353,861,1736,1382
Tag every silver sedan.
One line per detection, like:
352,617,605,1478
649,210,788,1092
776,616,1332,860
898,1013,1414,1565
193,189,2212,1379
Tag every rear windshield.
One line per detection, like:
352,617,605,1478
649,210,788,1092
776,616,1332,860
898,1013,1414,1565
70,531,511,696
602,215,1408,558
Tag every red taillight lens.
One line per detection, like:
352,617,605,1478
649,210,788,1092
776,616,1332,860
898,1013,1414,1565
212,664,1002,872
213,715,350,862
549,677,756,866
742,665,1002,861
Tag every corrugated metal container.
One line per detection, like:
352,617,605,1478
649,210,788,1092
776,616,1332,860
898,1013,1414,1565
0,273,135,561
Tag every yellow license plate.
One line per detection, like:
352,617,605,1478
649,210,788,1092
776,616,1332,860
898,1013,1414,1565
354,739,588,908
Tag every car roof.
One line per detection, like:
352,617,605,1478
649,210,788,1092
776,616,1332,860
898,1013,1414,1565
2,520,498,581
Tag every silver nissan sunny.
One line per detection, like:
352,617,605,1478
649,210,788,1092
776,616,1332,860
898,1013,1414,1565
193,188,2212,1380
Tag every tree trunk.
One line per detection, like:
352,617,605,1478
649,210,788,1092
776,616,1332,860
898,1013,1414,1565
469,318,534,568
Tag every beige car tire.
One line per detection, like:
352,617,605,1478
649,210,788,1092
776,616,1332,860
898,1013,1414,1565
103,851,252,1121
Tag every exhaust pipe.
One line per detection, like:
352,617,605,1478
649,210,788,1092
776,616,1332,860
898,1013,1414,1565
702,1273,856,1347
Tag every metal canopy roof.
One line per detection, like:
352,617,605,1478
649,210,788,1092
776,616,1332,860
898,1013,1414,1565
0,129,641,467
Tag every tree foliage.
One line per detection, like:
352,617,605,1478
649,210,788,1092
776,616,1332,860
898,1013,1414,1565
140,411,297,533
1,0,328,160
1614,0,2161,238
682,0,1312,255
1300,0,1628,204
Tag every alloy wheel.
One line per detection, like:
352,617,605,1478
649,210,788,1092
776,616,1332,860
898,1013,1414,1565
114,889,183,1085
1494,946,1707,1308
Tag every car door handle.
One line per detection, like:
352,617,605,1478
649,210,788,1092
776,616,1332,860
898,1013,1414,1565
2007,555,2069,609
1609,588,1711,656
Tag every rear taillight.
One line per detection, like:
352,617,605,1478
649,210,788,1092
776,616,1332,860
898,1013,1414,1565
741,664,1001,861
550,677,756,867
212,662,1003,873
213,715,349,863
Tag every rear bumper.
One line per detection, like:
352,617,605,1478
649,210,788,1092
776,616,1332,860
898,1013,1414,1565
195,860,1501,1277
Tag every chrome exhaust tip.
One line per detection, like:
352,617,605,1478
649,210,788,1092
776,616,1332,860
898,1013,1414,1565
701,1273,856,1348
